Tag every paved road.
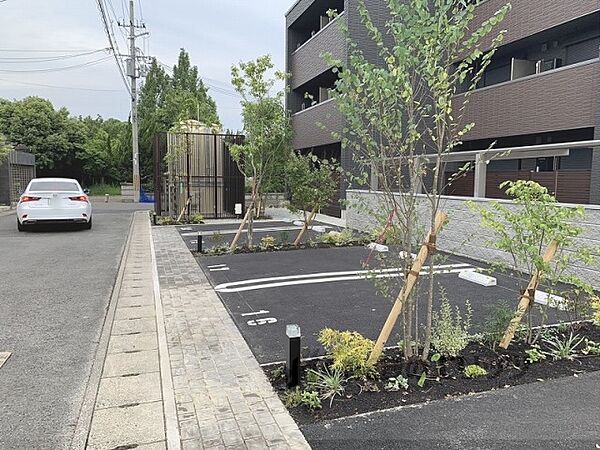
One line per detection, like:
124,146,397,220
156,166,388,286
302,371,600,449
0,201,150,449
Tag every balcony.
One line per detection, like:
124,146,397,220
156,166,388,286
459,59,600,141
290,12,346,90
473,0,600,50
292,98,343,149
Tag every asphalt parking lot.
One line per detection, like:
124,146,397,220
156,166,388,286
185,222,569,365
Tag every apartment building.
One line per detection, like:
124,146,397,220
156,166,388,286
285,0,600,214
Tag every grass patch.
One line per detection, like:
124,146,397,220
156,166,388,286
88,184,121,196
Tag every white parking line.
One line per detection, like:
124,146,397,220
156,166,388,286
214,263,475,293
207,264,227,269
210,267,230,272
181,225,331,237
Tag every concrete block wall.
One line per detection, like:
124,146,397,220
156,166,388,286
346,189,600,288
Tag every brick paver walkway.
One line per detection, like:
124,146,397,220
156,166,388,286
152,226,310,450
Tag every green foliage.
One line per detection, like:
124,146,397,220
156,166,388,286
525,345,546,364
189,213,204,224
318,328,376,379
582,339,600,356
417,371,427,388
306,366,348,407
260,235,276,250
89,184,121,196
270,366,285,380
591,297,600,326
278,230,290,245
481,302,514,349
285,388,322,410
0,98,131,184
0,132,11,161
211,231,225,248
286,152,338,215
464,365,488,378
431,290,472,358
159,216,177,226
230,55,292,207
542,332,585,361
320,229,356,247
385,375,409,392
300,391,322,410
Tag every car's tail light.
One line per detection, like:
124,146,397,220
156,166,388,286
69,196,89,202
20,196,41,203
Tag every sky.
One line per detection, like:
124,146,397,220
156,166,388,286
0,0,291,131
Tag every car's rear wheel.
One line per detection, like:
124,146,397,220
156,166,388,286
17,219,25,232
85,218,92,230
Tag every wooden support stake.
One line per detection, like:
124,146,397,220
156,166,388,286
294,208,317,247
229,206,252,252
367,211,447,365
176,197,192,223
0,352,11,369
499,240,558,349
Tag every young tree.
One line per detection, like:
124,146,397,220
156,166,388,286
287,153,339,246
325,0,510,360
229,55,292,250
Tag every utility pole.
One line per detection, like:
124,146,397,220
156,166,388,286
119,0,148,203
129,0,140,202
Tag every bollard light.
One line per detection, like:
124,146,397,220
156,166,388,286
286,324,301,388
152,213,157,226
197,232,203,253
105,193,110,203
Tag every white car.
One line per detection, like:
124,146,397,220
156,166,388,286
16,178,93,231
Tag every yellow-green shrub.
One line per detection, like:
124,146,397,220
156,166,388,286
591,296,600,326
318,328,376,378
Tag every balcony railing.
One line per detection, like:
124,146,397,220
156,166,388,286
290,12,346,90
459,59,600,141
292,98,343,149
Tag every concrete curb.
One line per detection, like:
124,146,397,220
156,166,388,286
69,214,135,450
149,217,181,450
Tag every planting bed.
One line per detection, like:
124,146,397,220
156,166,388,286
267,323,600,425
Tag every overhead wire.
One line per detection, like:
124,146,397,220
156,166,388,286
0,56,113,73
95,0,131,95
0,77,123,92
0,49,109,63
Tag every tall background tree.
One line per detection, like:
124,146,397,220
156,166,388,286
138,49,220,184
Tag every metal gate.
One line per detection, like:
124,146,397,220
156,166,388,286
153,132,245,219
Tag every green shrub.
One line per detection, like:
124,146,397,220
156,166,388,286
260,235,276,250
283,388,303,407
464,364,487,378
88,184,121,196
385,375,409,392
431,290,472,358
321,229,355,247
525,345,546,364
542,332,584,361
481,302,514,349
279,230,290,245
307,366,347,407
582,339,600,356
189,213,204,224
300,391,322,410
159,216,177,226
591,297,600,326
318,328,376,379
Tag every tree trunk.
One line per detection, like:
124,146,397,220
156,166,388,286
294,208,317,247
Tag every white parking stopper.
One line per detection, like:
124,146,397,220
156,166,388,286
312,225,327,233
293,220,304,227
534,291,566,310
458,269,497,287
367,243,389,253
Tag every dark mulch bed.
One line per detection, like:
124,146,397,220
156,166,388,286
193,240,370,257
267,323,600,425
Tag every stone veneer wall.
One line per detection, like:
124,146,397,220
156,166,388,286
346,189,600,288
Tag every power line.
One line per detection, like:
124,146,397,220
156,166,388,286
95,0,131,95
0,77,124,92
0,49,108,63
0,56,112,73
0,48,100,53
